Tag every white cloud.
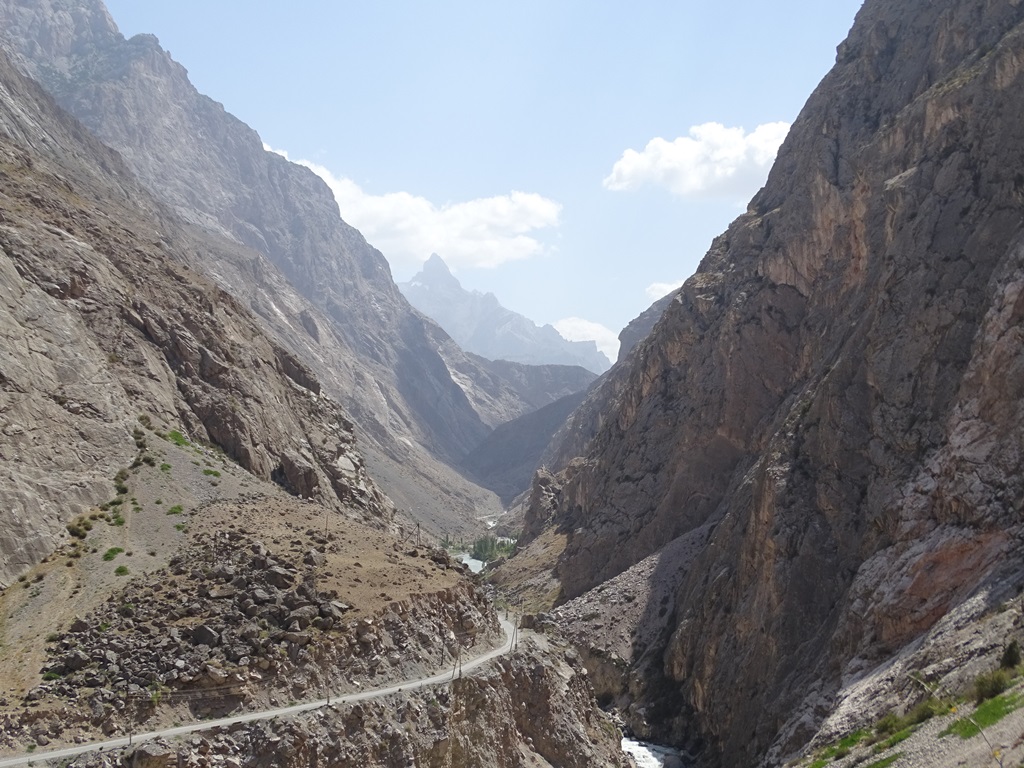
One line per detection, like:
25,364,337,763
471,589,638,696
264,144,561,274
554,317,619,362
603,121,790,200
646,279,686,301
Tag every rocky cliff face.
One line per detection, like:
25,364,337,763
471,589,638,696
0,48,394,588
616,292,673,363
400,253,611,374
508,0,1024,764
0,0,594,535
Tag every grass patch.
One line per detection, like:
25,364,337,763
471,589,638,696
114,565,129,576
202,468,221,478
42,671,62,681
874,696,946,738
101,547,124,562
872,725,915,753
160,463,171,473
166,430,190,447
941,691,1022,739
174,523,186,532
809,729,867,766
166,505,184,515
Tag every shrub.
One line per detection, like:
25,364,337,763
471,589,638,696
975,668,1012,703
114,565,129,576
102,547,124,562
202,469,221,478
1000,640,1021,669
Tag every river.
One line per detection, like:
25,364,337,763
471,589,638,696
458,552,485,573
621,737,685,767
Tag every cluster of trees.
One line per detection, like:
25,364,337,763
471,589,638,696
470,535,516,562
440,533,518,563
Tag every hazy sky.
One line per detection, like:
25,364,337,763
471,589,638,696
104,1,864,360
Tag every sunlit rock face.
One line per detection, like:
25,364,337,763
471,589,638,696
0,0,601,536
512,1,1024,764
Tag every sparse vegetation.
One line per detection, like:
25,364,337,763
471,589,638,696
102,547,124,561
202,468,221,477
167,504,184,515
974,668,1013,703
166,430,190,447
114,565,129,576
1000,640,1021,670
160,463,171,472
941,691,1023,739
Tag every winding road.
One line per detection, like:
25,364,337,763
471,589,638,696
0,617,516,767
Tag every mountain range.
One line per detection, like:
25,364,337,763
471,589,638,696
0,0,597,539
399,253,611,374
3,0,1024,767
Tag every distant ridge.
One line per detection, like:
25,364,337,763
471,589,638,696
400,254,611,374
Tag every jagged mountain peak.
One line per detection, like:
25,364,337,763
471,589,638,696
412,252,463,291
400,254,611,374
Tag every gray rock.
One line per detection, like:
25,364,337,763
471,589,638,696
191,625,220,647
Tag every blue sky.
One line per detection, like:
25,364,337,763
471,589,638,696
104,1,864,360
